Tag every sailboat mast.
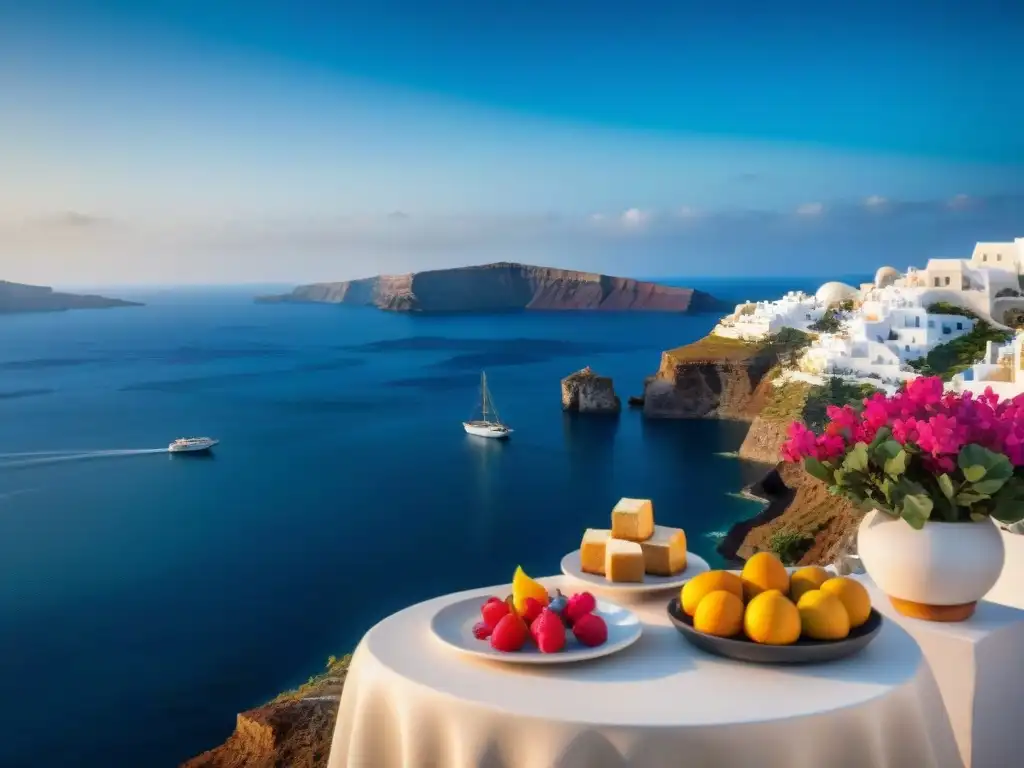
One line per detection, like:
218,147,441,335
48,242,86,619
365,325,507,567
480,371,490,421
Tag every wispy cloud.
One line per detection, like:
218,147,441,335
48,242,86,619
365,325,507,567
795,202,824,216
620,208,651,227
863,195,888,208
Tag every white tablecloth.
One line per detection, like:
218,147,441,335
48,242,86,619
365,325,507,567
328,576,960,768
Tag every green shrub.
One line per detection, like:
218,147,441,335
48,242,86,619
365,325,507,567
768,530,814,565
907,320,1012,379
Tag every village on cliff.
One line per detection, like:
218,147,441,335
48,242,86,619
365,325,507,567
711,237,1024,399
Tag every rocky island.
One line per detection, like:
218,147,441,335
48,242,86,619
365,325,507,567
0,280,140,314
256,262,726,314
561,367,620,413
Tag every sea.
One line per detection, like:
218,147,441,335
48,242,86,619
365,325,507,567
0,276,863,767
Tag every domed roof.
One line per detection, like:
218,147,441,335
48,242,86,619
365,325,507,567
815,281,859,305
874,266,900,288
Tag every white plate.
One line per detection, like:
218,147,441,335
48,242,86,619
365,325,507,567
430,595,642,664
560,549,710,593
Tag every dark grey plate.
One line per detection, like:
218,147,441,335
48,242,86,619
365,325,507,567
666,597,883,664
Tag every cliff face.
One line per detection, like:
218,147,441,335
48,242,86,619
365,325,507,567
183,656,349,768
561,367,621,413
642,335,775,420
0,280,141,313
257,263,726,314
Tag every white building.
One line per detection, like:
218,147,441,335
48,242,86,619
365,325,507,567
949,331,1024,400
712,290,825,340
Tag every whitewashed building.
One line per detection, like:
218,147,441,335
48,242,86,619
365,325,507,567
949,331,1024,400
712,290,825,340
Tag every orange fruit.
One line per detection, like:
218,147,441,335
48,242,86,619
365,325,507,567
797,590,850,641
820,577,872,628
511,566,549,615
693,590,744,638
743,590,800,645
741,552,790,601
789,566,831,603
680,570,744,616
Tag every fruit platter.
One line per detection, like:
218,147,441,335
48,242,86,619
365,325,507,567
430,566,643,664
666,553,883,664
561,497,710,593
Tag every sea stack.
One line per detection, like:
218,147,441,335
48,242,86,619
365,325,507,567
561,367,621,414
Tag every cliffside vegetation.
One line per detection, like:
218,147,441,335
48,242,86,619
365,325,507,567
759,375,878,430
908,305,1012,379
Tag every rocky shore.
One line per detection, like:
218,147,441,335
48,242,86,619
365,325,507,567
257,263,727,314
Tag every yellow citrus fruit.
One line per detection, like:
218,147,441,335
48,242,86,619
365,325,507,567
693,590,745,638
741,552,790,602
789,566,831,603
743,590,801,645
797,590,851,641
511,566,549,614
819,577,872,628
680,570,744,616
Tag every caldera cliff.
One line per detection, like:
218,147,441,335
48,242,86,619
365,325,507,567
0,280,141,314
257,263,726,313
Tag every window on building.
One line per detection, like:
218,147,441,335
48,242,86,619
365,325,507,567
984,254,988,261
905,345,910,352
944,276,951,286
998,254,1003,261
914,316,920,328
956,322,963,330
934,278,941,287
928,320,935,328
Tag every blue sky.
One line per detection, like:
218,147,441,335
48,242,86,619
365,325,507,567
1,0,1021,285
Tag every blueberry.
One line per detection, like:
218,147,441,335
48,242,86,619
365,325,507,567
548,589,568,616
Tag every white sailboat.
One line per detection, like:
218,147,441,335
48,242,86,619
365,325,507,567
463,371,513,439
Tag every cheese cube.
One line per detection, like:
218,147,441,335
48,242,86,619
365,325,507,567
639,525,688,576
605,539,645,583
580,528,610,575
611,498,654,542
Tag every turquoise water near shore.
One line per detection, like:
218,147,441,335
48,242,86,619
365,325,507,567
0,278,847,766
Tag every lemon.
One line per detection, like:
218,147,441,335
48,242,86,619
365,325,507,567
680,570,744,616
820,577,872,628
511,566,549,614
743,590,801,645
741,552,790,602
797,590,851,641
789,566,831,603
693,590,745,638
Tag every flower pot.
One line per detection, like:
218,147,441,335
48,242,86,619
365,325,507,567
857,509,1005,622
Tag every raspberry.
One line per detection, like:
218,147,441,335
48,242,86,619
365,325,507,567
481,597,511,629
564,592,597,625
472,621,492,640
572,613,608,647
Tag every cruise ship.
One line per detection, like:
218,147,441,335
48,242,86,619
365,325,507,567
168,437,219,453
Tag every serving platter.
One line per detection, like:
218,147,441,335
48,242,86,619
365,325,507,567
431,595,642,664
561,549,709,593
666,597,884,664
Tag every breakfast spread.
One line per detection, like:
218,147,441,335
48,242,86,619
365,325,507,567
579,497,689,582
473,566,609,653
679,553,874,646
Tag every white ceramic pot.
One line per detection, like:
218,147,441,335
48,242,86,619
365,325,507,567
858,509,1005,619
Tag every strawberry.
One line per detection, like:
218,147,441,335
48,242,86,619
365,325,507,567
521,596,544,625
530,608,566,653
472,621,492,640
481,597,511,629
572,613,608,647
564,592,597,625
490,612,529,652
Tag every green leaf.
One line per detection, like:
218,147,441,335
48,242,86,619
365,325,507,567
843,442,870,474
937,473,955,500
971,478,1008,495
982,455,1014,483
804,456,834,483
884,449,909,478
868,426,892,453
931,495,958,522
956,490,991,506
963,465,987,483
901,494,933,529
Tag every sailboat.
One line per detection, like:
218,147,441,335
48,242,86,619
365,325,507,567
463,371,513,439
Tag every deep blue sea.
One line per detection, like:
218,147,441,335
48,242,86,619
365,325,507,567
0,277,857,767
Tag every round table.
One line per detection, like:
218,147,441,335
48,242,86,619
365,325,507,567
328,576,961,768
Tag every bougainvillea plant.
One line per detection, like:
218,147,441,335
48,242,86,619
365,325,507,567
781,376,1024,529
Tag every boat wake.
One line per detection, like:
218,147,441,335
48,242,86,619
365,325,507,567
0,448,168,469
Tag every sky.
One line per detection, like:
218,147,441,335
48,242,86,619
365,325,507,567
1,0,1022,286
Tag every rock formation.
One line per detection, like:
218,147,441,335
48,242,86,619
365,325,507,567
257,263,726,314
0,280,141,313
642,335,775,420
183,656,350,768
561,367,621,413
